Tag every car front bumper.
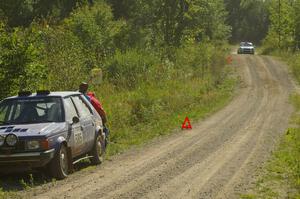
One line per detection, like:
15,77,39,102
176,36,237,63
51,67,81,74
0,149,55,169
238,48,255,54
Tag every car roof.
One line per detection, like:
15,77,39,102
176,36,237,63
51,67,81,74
240,41,253,45
5,91,81,100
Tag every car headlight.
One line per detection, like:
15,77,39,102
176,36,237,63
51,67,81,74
0,135,5,146
27,140,40,150
5,134,18,146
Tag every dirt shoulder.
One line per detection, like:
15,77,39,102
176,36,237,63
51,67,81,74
22,55,294,199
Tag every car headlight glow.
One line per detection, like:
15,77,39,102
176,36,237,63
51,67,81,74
5,134,18,146
27,140,40,150
0,135,5,146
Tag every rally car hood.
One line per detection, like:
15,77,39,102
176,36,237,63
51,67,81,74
0,123,67,137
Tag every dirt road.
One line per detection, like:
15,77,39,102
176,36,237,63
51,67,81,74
26,55,294,199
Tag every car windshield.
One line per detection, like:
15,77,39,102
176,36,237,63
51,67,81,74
240,42,253,47
0,97,64,125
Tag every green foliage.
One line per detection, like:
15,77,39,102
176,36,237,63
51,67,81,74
175,43,213,81
295,1,300,50
65,2,125,66
36,25,90,91
0,0,35,27
240,195,256,199
0,0,91,27
185,0,231,41
267,0,295,49
107,0,230,50
262,0,300,52
0,20,92,99
0,22,46,99
225,0,269,43
289,53,300,83
0,187,20,199
0,0,127,98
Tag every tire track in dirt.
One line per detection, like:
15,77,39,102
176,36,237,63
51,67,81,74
199,56,289,199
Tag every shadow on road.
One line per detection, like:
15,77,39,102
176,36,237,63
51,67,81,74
0,160,92,192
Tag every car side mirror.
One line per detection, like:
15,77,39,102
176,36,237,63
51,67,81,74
72,116,80,124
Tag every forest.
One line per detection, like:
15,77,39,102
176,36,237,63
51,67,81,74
0,0,299,99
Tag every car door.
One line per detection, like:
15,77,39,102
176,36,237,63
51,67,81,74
63,97,83,157
71,95,95,153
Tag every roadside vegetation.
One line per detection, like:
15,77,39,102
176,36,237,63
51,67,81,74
0,0,236,154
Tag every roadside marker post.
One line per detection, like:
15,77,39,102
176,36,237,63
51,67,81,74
182,117,192,130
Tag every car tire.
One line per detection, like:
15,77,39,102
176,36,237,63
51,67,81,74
90,133,105,165
48,144,69,179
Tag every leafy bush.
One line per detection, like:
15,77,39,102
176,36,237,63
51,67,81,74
174,42,227,87
36,25,89,91
175,43,210,73
261,31,281,55
0,22,46,99
65,2,125,67
0,19,95,99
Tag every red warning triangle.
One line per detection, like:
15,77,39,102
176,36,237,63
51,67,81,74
182,117,192,130
226,56,233,64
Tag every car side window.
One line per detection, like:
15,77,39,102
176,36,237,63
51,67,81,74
10,104,21,121
71,96,92,118
2,103,21,122
0,102,8,121
64,97,78,122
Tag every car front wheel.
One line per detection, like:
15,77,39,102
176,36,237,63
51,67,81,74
48,144,69,179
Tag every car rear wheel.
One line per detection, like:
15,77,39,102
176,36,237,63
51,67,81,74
90,133,105,165
48,144,69,179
